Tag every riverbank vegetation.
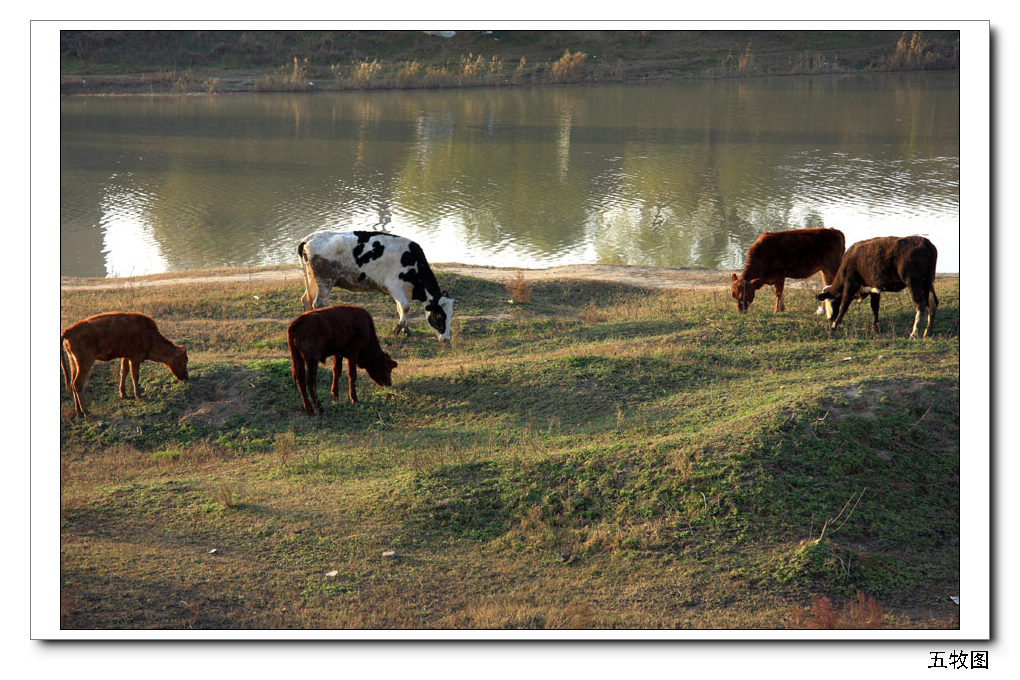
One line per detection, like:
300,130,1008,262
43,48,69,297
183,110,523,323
59,29,960,95
59,268,960,629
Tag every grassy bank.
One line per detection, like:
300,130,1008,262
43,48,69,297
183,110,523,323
59,29,960,94
58,267,960,630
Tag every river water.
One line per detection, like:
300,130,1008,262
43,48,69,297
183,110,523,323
60,72,960,278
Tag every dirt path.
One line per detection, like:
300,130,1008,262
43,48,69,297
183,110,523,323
61,262,959,295
60,262,753,292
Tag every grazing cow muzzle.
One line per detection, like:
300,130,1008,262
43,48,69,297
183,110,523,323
427,294,456,341
730,276,754,313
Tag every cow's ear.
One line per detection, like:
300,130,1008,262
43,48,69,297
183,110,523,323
816,292,832,301
731,273,738,282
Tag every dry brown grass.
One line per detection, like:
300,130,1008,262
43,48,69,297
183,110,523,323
352,59,381,87
504,271,533,304
440,596,598,629
887,31,959,71
214,479,236,509
789,590,887,629
737,41,757,76
550,49,587,82
790,51,843,75
274,430,297,467
319,588,422,629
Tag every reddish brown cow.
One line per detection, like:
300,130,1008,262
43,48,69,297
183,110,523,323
816,235,938,338
731,228,845,314
287,305,398,416
60,312,189,418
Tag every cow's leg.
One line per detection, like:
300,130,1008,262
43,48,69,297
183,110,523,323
818,271,835,317
330,355,343,399
391,289,411,335
305,358,324,415
347,355,359,403
909,302,926,339
925,287,938,338
773,279,786,313
907,284,928,339
119,359,130,398
869,293,881,333
69,354,93,418
830,292,853,336
129,359,143,399
64,352,81,415
311,277,334,310
300,263,315,311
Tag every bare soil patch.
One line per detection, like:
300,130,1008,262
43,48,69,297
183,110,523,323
60,262,959,294
60,262,767,293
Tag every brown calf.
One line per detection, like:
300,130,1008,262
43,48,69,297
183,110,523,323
731,228,845,314
816,235,938,338
287,305,398,416
60,312,189,418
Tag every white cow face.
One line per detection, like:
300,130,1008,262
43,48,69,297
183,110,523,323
425,293,456,341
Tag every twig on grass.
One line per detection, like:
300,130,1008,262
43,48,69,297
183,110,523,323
817,487,867,541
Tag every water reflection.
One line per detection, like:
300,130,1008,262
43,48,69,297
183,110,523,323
99,184,167,276
60,73,960,278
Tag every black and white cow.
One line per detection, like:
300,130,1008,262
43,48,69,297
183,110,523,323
298,230,456,341
816,235,938,339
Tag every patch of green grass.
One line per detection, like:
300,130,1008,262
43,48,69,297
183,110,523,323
59,272,960,630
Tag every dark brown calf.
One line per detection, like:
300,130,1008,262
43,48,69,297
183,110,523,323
287,305,398,416
60,312,189,418
731,228,845,314
816,235,938,338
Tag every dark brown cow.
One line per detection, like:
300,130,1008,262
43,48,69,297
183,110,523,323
287,305,398,415
60,312,189,418
816,235,938,338
731,228,845,314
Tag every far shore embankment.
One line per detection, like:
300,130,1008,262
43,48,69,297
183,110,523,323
60,262,960,293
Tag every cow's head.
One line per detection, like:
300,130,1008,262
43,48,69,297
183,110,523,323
169,345,189,381
425,292,456,341
365,352,399,388
816,286,839,321
730,274,759,313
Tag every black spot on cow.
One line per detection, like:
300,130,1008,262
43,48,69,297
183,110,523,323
397,241,441,303
352,234,386,267
358,272,366,282
398,269,426,302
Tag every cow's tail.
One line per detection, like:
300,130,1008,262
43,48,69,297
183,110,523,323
298,239,313,311
60,334,71,393
288,332,305,385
